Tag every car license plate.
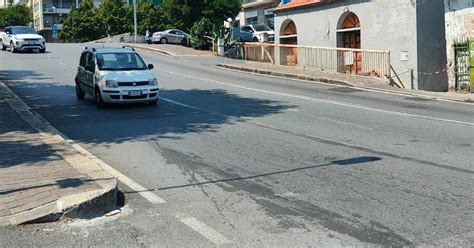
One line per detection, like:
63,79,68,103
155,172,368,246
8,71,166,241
128,90,142,96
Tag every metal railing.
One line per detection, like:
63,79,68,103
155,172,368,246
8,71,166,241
242,43,391,78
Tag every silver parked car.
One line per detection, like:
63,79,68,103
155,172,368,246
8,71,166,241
150,29,191,46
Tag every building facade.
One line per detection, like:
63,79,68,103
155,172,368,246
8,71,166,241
239,0,279,29
1,0,27,8
274,0,448,92
31,0,77,42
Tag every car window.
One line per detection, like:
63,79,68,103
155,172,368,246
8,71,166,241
169,30,177,34
11,27,37,35
241,26,252,33
79,53,87,67
253,24,272,32
85,53,95,72
96,53,147,71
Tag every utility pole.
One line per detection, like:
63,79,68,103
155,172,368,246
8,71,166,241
133,0,137,43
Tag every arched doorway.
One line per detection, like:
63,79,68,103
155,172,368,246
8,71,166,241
279,19,298,66
337,12,361,74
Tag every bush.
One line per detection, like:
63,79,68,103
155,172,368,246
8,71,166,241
190,18,214,50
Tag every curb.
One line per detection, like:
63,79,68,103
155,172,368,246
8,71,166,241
217,63,352,87
128,43,177,57
216,64,474,105
0,82,118,226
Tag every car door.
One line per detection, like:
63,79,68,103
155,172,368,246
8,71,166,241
77,52,87,91
83,52,96,94
175,30,187,45
167,30,178,44
3,27,11,45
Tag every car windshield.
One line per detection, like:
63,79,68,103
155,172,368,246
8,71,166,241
253,24,272,32
11,27,37,35
96,53,148,71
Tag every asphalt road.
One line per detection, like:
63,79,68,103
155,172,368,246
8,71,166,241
0,44,473,247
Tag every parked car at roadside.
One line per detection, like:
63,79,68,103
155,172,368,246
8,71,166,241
150,29,191,46
1,26,46,53
239,28,254,42
241,24,275,42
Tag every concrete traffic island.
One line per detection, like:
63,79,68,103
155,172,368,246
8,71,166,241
0,82,118,226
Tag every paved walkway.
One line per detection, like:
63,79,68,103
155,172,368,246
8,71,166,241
127,42,473,104
0,83,116,226
131,43,214,57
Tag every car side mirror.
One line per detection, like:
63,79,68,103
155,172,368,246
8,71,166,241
148,64,154,70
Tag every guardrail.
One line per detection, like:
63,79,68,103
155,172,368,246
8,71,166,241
242,43,391,78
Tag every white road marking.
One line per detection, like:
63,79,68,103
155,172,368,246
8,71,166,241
177,214,232,244
157,69,474,127
69,143,167,204
1,82,166,205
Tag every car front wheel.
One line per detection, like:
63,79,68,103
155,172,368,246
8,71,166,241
148,99,158,106
10,42,16,53
160,38,167,44
95,88,105,108
40,48,46,53
75,81,85,100
1,42,6,51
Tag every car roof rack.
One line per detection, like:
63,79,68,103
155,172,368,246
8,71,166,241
122,45,135,51
84,46,96,52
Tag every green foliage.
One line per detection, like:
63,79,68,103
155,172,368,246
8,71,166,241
160,0,241,32
58,0,241,44
128,1,164,34
190,17,214,50
0,4,32,29
59,0,104,42
97,0,132,35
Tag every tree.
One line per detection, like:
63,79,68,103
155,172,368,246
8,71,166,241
59,0,104,42
128,1,165,35
97,0,132,35
190,17,214,50
203,0,241,23
0,5,32,29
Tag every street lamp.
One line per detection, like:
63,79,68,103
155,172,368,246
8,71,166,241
133,0,137,43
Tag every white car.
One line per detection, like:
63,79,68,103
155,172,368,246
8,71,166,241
150,29,191,46
1,26,46,53
241,24,275,42
75,47,159,107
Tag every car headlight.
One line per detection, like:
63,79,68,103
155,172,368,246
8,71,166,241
149,79,158,86
105,80,118,88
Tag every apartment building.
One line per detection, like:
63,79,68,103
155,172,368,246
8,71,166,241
30,0,78,42
274,0,448,92
239,0,279,29
1,0,27,8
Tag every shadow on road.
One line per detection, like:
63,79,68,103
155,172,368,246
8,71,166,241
1,69,296,146
123,156,382,193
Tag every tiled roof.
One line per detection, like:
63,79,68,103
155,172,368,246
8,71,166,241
275,0,331,11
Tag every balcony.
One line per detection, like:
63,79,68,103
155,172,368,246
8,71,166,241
43,7,71,14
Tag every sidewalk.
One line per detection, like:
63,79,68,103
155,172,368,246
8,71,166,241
130,43,214,57
0,83,117,226
216,61,474,104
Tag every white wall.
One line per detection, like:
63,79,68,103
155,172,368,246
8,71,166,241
275,0,418,88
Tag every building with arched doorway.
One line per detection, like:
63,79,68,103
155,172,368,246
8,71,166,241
274,0,448,92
